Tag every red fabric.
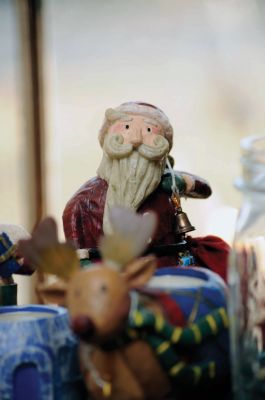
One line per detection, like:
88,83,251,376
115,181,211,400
186,235,230,282
63,177,107,249
156,293,186,327
138,288,186,327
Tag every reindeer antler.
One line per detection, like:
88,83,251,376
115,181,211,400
99,207,157,269
17,217,79,280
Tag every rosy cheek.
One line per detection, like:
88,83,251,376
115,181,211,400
152,126,162,135
108,123,124,135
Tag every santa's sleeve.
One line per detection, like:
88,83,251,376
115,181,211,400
62,177,106,250
63,199,86,248
160,171,212,199
177,171,212,198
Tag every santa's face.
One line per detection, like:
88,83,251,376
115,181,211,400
97,114,169,234
107,115,164,147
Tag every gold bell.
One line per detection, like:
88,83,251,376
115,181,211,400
171,193,195,236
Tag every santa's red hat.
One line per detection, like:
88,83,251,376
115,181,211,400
99,101,173,150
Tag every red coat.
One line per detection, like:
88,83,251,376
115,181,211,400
63,177,230,281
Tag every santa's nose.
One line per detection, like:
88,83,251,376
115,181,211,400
130,128,143,147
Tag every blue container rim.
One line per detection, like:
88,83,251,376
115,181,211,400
154,267,209,281
0,304,67,318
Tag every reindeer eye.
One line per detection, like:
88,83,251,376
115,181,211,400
100,284,108,292
147,127,151,132
125,124,130,129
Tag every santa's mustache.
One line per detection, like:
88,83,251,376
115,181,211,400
103,134,169,161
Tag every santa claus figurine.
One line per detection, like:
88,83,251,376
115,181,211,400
63,102,229,281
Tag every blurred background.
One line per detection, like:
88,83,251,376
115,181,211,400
1,0,265,302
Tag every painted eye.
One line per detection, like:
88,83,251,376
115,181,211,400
125,124,130,129
147,127,151,132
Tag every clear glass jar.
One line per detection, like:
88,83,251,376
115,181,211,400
229,135,265,399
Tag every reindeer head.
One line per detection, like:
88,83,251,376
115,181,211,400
18,208,157,343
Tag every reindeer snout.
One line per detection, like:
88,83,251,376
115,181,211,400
71,315,95,341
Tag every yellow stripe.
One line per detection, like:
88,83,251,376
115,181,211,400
169,361,186,376
190,324,202,343
0,235,9,247
155,314,164,331
156,341,170,355
102,382,112,397
192,366,202,384
171,327,182,343
0,236,16,254
208,361,216,378
206,315,218,334
0,244,16,263
219,308,229,328
133,311,144,326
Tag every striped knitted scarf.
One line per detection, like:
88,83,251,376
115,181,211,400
125,294,229,388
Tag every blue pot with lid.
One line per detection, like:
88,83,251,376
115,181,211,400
0,305,87,400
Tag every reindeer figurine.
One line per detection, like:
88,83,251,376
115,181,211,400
18,208,230,400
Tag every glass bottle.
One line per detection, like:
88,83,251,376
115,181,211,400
229,135,265,399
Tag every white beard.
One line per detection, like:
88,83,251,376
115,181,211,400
97,135,169,234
